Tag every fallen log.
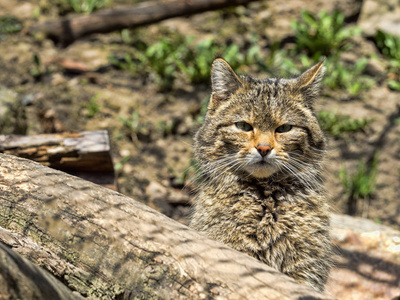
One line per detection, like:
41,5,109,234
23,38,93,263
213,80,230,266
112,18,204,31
30,0,261,46
0,153,332,299
0,241,82,300
0,131,116,190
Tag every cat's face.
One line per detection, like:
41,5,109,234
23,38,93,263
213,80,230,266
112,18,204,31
194,59,326,181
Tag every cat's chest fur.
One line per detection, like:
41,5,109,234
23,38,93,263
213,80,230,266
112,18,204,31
191,177,331,291
194,179,327,250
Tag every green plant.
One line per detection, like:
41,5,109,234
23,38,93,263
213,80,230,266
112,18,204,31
59,0,111,14
262,48,302,77
178,38,217,83
87,95,101,118
108,53,147,75
174,37,214,83
340,154,379,215
144,37,182,90
375,30,400,91
388,79,400,91
259,39,321,78
119,111,151,143
33,7,41,20
323,56,374,95
119,111,143,132
246,34,263,65
114,155,130,171
178,37,248,83
30,53,43,80
317,110,373,137
375,30,400,61
292,10,361,58
110,35,183,90
120,29,132,44
156,118,179,136
373,218,382,224
110,31,262,88
0,15,22,35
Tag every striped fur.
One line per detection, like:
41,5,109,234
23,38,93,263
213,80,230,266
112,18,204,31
190,58,332,292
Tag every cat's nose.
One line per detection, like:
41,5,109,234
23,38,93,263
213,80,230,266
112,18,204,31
256,144,272,157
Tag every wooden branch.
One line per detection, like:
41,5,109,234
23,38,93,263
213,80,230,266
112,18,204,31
0,153,332,299
0,241,82,300
30,0,261,46
0,131,116,190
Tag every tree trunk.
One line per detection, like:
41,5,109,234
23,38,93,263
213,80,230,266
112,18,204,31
30,0,261,46
0,153,331,299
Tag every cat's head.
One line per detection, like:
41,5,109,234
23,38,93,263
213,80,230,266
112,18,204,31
194,58,327,182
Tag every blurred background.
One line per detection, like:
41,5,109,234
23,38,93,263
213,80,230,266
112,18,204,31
0,0,400,297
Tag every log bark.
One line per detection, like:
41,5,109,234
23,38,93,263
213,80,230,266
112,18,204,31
0,240,82,300
30,0,261,46
0,153,332,299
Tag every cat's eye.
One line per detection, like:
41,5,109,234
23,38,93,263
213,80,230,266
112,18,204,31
276,124,293,133
235,122,253,132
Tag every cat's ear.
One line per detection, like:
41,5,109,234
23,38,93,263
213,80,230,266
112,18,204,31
209,58,243,109
294,58,325,107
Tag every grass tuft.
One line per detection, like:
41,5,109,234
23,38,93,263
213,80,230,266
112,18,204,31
340,154,379,216
291,10,361,58
317,111,373,137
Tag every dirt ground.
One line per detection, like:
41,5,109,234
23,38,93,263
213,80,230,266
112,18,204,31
1,0,400,298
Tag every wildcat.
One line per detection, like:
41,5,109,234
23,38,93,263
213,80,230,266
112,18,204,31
190,58,332,292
